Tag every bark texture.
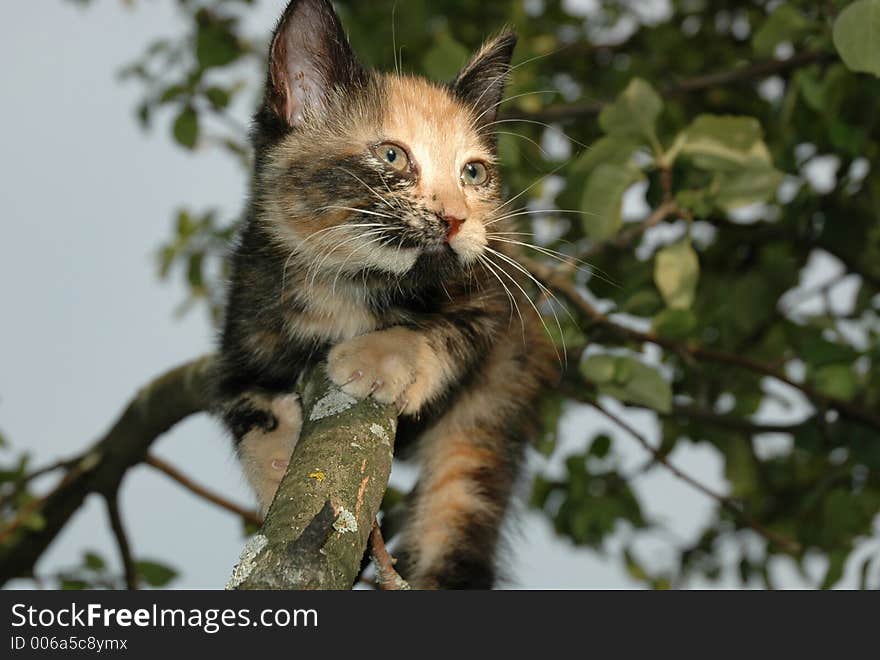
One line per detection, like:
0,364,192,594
229,366,397,590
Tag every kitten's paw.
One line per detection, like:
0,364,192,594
327,329,437,413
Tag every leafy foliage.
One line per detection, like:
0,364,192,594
42,0,880,589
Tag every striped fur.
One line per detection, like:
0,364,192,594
216,0,557,588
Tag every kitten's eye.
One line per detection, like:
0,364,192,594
374,143,409,172
461,162,489,186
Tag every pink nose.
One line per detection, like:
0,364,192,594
443,215,464,240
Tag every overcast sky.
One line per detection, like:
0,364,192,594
1,1,870,590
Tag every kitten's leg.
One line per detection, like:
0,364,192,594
395,337,550,589
398,418,524,589
223,392,303,516
326,318,553,588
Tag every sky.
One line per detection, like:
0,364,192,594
0,0,872,590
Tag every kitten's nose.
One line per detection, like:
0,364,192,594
443,214,465,240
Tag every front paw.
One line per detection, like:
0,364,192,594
327,329,425,410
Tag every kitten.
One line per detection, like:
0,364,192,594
216,0,557,589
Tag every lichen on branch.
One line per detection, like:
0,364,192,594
228,364,397,590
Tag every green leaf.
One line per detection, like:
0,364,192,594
581,355,617,384
833,0,880,77
196,19,242,70
795,69,827,113
812,364,858,401
820,549,848,589
598,78,663,145
606,361,673,414
675,189,715,217
422,31,469,81
654,240,700,310
204,86,231,110
135,560,178,588
582,355,672,413
623,548,649,582
571,135,642,177
621,290,664,316
675,115,771,172
21,512,45,532
588,434,612,458
652,308,698,340
581,163,643,241
857,555,875,590
187,252,205,291
158,84,188,104
712,165,784,212
752,5,812,56
61,579,88,590
176,210,197,238
723,440,757,498
83,551,105,571
172,106,199,150
497,132,521,167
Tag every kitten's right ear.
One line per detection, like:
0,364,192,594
265,0,365,127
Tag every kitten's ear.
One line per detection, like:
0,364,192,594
265,0,365,127
451,30,517,127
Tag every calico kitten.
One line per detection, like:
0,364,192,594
216,0,557,589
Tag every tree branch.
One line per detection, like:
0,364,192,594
505,51,832,123
369,519,410,590
588,398,802,554
104,493,138,590
523,256,880,431
228,365,397,590
145,454,262,528
0,356,214,587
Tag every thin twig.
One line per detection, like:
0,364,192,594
668,405,813,435
523,255,880,431
506,51,832,123
0,357,213,587
588,398,802,554
0,458,74,511
104,493,138,590
586,200,679,260
369,520,410,590
0,455,96,545
145,455,262,528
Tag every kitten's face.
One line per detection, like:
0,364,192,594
254,0,515,286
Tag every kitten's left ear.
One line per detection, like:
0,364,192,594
451,30,518,127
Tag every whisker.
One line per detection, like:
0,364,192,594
472,89,558,127
477,255,524,341
484,246,580,363
391,2,399,76
306,229,387,290
480,118,591,151
281,223,386,293
317,205,394,219
378,173,404,210
486,237,620,288
492,130,551,158
335,167,396,210
298,223,387,245
331,233,391,295
490,161,571,217
482,251,564,365
486,208,602,226
486,227,621,287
